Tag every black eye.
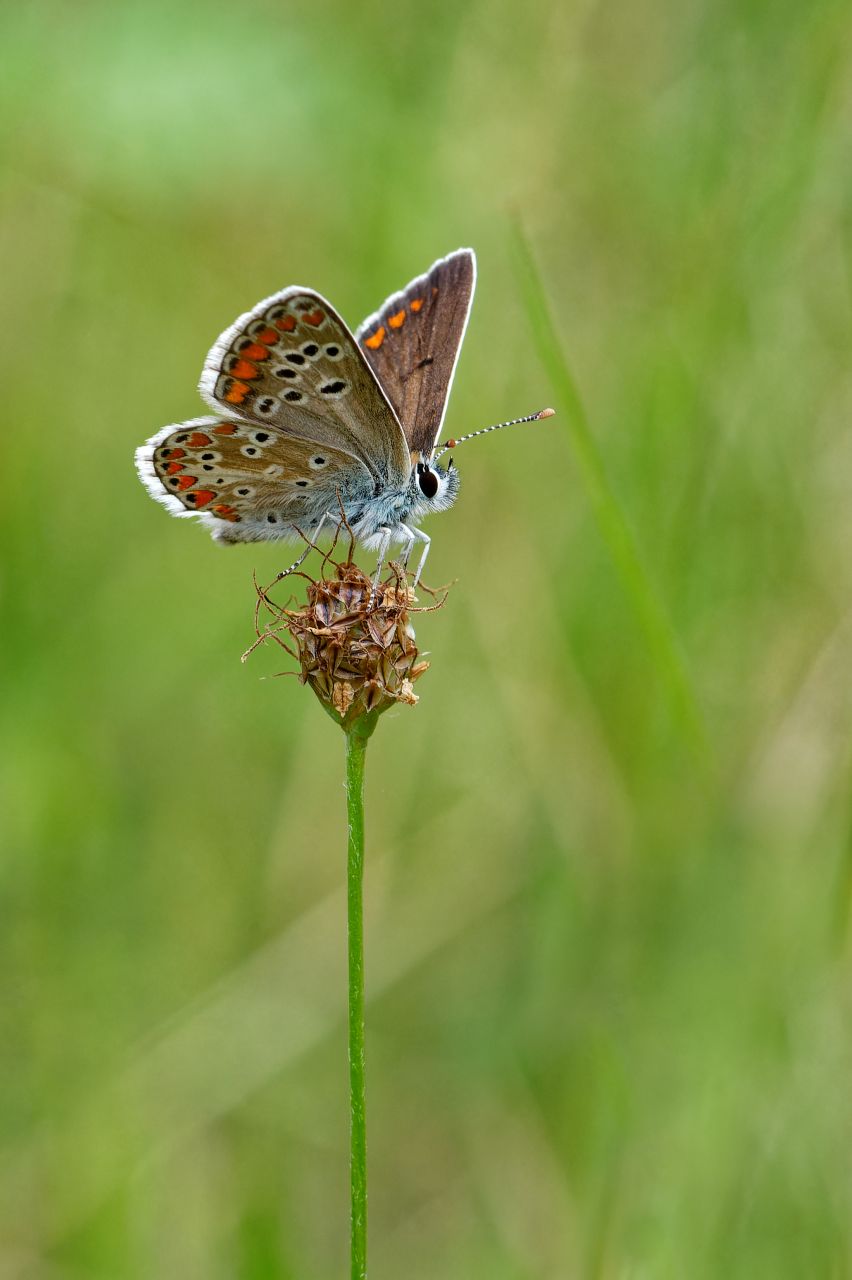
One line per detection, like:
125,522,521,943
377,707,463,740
418,467,439,499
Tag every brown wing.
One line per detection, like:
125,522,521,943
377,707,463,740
355,249,476,459
135,415,375,543
198,288,410,488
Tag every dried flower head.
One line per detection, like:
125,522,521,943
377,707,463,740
245,559,443,732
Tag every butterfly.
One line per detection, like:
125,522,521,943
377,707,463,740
136,249,553,586
134,248,481,586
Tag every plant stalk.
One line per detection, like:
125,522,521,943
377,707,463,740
345,724,370,1279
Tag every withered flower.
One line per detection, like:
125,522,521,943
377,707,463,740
246,558,437,734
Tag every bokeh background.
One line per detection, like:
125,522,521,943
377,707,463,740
3,0,852,1275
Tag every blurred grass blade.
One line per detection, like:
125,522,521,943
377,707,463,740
512,223,711,769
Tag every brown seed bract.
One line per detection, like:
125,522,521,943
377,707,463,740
246,560,440,730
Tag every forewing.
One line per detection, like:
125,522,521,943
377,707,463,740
355,248,476,458
135,415,374,544
199,288,410,487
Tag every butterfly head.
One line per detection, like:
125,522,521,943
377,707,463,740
412,457,460,515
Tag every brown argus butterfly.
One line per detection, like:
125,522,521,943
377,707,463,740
135,249,552,584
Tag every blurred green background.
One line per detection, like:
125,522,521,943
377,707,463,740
3,0,852,1275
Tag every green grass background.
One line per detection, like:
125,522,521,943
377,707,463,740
3,0,852,1275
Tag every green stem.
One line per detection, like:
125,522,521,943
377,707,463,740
345,724,370,1279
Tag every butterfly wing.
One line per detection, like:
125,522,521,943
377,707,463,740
198,288,410,488
355,248,476,459
135,415,375,543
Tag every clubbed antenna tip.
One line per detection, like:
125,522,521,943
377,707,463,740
435,406,556,460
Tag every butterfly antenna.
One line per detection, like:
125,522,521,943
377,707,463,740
432,407,555,462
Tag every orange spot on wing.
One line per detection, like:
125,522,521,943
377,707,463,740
212,503,240,522
186,489,215,507
242,341,272,359
410,297,423,312
187,431,213,447
176,474,197,491
276,315,297,332
162,447,185,458
364,326,385,350
388,309,406,329
165,461,185,474
229,359,260,380
224,381,250,404
213,423,238,435
303,309,325,327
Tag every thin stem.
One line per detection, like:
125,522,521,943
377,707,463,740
345,725,369,1279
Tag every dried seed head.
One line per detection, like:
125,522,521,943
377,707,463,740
247,560,445,732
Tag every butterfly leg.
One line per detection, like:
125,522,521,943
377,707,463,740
397,523,418,569
369,526,396,604
409,528,431,588
273,512,334,584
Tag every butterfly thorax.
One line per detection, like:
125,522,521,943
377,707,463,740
345,461,460,545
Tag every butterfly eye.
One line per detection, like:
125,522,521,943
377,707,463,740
417,466,439,499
